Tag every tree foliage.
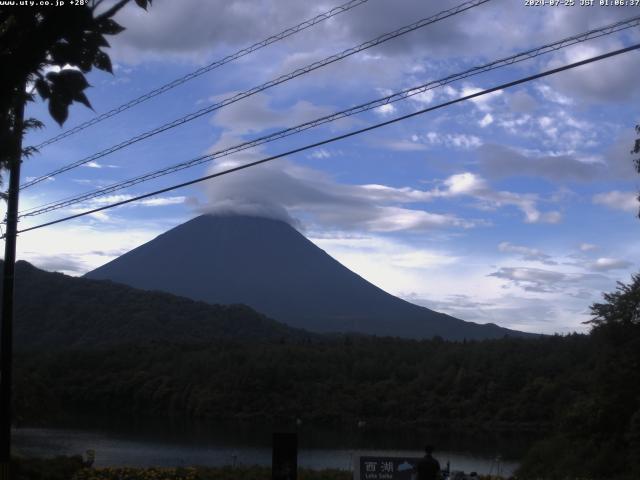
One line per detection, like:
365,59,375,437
2,260,311,350
10,266,640,478
517,276,640,479
634,124,640,218
0,0,151,171
588,273,640,327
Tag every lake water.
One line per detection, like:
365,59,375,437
13,420,525,477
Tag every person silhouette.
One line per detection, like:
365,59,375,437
416,445,441,480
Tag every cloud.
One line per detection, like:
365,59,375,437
312,234,459,270
506,90,538,113
423,132,482,150
82,161,120,169
200,138,477,232
110,0,318,63
593,190,637,213
308,148,332,159
111,0,544,64
489,266,611,294
138,196,187,207
435,172,562,224
478,144,603,182
498,242,557,265
478,113,493,128
15,221,172,276
379,131,482,151
210,92,337,135
580,243,597,252
588,257,633,272
202,139,563,230
545,40,640,103
460,85,503,112
535,84,573,106
377,138,429,152
62,195,187,222
413,293,574,334
374,104,396,117
22,254,86,275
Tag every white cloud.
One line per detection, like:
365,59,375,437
535,84,574,106
593,190,637,213
138,196,187,207
62,195,187,220
479,113,493,128
498,242,556,265
408,88,435,106
15,222,169,275
81,161,120,169
489,266,611,294
436,172,562,224
460,85,503,112
412,131,482,150
588,257,633,272
444,172,485,195
201,139,476,233
374,104,396,117
309,149,332,159
378,138,429,152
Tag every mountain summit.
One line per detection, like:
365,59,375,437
85,214,526,340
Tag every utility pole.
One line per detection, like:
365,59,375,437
0,82,25,480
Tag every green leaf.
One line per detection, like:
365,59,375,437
93,50,112,73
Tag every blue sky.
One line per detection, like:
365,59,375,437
10,0,640,334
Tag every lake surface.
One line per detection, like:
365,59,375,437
13,419,524,476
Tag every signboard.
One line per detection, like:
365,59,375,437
355,456,422,480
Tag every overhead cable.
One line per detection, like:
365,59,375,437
18,14,640,219
11,42,640,237
31,0,371,150
21,0,492,189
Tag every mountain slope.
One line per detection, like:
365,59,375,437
85,214,528,340
2,260,311,350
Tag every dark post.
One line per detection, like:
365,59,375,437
0,83,25,480
272,432,297,480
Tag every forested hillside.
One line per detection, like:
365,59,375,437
2,260,312,349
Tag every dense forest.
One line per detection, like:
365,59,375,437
14,334,589,429
8,260,640,478
13,324,640,478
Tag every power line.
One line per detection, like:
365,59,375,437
18,14,640,219
21,0,491,190
31,0,370,150
11,42,640,238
